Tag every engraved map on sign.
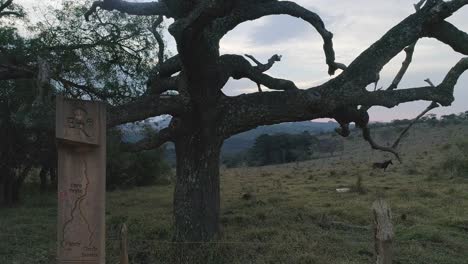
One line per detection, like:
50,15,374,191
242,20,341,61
59,152,99,262
56,96,105,264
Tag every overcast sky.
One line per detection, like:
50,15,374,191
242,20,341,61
16,0,468,121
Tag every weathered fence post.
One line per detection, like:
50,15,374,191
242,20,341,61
56,96,106,264
372,199,394,264
120,223,129,264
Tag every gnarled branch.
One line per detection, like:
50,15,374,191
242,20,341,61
425,21,468,55
122,127,173,152
212,1,345,75
0,0,13,12
150,16,165,66
0,11,21,17
334,0,468,89
0,63,34,80
107,95,186,127
0,0,21,17
361,125,402,162
222,56,468,140
221,54,298,91
148,75,180,95
244,54,282,73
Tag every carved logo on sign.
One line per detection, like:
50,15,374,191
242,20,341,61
67,107,94,137
56,97,102,146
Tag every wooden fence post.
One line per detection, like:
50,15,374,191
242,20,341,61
372,199,394,264
120,223,129,264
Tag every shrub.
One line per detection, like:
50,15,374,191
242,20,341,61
441,141,468,178
106,128,171,190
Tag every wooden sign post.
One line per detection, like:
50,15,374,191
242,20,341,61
56,96,106,264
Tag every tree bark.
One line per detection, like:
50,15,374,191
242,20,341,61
173,132,222,242
12,165,31,204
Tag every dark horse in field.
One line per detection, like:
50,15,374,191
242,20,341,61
372,160,393,171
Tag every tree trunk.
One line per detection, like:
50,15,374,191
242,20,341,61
50,167,57,191
12,166,31,204
173,133,222,242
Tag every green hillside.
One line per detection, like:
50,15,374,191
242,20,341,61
1,122,468,263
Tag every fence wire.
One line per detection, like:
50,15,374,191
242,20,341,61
1,230,461,264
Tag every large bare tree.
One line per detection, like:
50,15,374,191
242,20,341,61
84,0,468,242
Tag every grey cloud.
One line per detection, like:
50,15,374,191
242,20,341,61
249,15,311,45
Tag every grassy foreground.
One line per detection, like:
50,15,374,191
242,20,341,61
1,123,468,263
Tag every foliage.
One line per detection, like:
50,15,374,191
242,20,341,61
29,0,162,104
224,132,348,167
249,132,317,166
0,0,166,204
107,126,171,190
0,70,54,205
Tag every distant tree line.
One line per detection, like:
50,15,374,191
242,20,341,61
369,111,468,129
223,132,344,168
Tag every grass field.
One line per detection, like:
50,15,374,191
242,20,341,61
1,123,468,263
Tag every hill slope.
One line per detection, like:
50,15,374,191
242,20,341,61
2,123,468,263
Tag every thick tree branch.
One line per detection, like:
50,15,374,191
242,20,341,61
0,0,21,17
213,1,345,75
147,55,182,93
219,88,323,138
425,21,468,55
150,16,165,65
0,0,13,12
0,63,34,80
169,0,235,39
149,54,181,79
107,95,185,127
438,57,468,93
122,127,173,152
334,0,468,89
85,0,170,21
148,75,179,95
0,11,21,17
222,57,468,138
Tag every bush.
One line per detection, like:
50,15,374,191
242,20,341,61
246,132,320,166
106,128,171,190
441,156,468,178
441,141,468,178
